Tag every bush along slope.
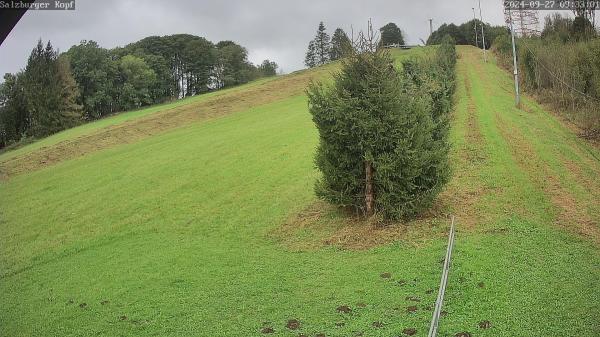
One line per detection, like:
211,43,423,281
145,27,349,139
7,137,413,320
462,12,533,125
307,37,457,220
493,33,600,137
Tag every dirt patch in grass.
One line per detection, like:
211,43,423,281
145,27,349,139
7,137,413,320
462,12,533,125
478,320,491,329
270,201,449,251
437,183,492,230
495,112,600,245
286,319,300,330
0,67,334,178
403,328,417,336
336,305,352,314
260,326,274,334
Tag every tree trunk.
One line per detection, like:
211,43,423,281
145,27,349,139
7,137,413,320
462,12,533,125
365,160,374,217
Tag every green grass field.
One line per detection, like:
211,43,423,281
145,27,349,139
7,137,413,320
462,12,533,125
1,46,599,337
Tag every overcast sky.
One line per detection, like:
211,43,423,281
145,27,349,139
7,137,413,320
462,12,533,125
0,0,510,77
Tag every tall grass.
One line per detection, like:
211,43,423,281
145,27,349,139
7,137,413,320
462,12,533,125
494,36,600,137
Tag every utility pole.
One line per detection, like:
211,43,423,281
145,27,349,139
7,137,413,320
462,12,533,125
478,0,487,62
508,8,520,108
472,7,479,48
429,18,433,38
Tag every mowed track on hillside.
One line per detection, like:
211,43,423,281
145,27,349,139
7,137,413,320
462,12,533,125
483,49,598,242
0,66,334,178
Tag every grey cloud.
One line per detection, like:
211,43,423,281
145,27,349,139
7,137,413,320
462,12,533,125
0,0,508,78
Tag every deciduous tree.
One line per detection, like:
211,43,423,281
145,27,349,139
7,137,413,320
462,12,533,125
213,41,255,89
66,40,117,118
258,60,278,77
117,54,157,110
379,23,405,46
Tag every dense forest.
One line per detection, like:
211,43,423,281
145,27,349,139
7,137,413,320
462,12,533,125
0,34,278,148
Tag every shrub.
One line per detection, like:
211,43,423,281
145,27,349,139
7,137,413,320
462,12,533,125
493,35,600,135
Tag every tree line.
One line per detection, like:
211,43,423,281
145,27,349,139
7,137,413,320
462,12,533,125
304,22,406,68
0,35,278,148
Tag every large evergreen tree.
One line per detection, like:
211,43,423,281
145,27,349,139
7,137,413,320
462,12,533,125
307,41,454,219
314,22,331,65
304,40,317,68
379,23,405,46
330,28,352,61
305,22,332,68
23,40,82,137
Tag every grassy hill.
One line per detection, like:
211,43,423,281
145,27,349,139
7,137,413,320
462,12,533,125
0,46,599,337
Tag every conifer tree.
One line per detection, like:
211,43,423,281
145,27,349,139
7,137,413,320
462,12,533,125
314,22,331,65
23,40,82,137
307,35,455,220
304,40,317,68
330,28,352,61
